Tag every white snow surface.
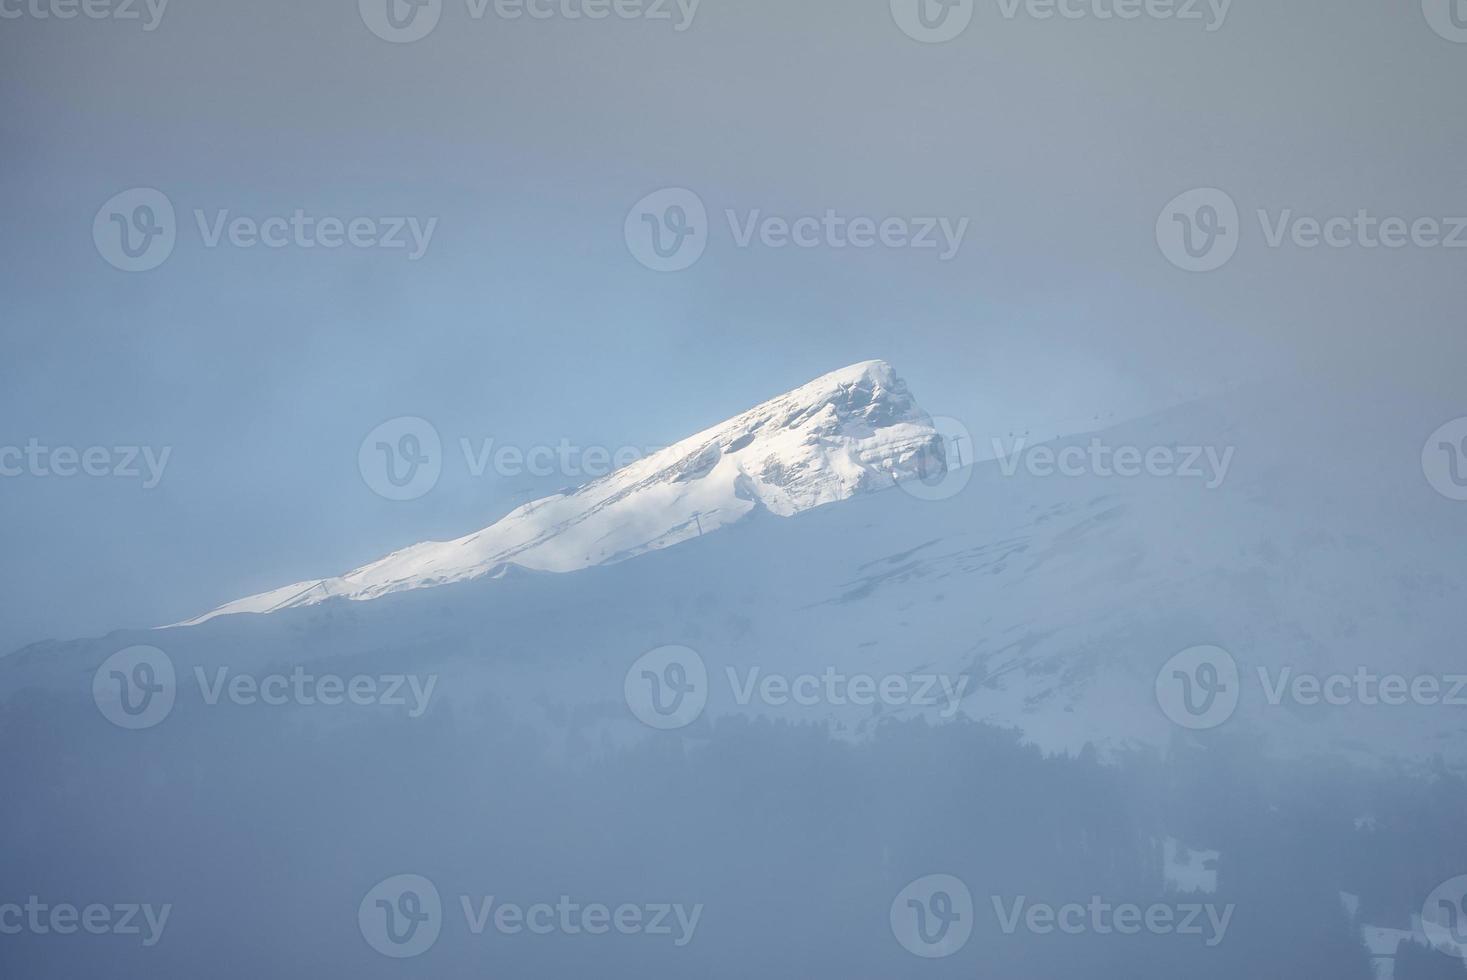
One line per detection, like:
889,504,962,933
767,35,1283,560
1162,838,1220,895
180,360,942,625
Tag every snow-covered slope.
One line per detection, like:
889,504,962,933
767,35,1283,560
10,362,1461,770
101,369,1441,770
5,365,1461,980
181,360,943,625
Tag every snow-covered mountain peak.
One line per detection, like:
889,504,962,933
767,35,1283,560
181,360,943,625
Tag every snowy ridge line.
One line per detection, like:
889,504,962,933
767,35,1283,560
175,360,944,626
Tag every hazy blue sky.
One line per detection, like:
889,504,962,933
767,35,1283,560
2,0,1464,649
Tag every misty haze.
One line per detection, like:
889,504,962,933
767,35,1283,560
3,1,1467,977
